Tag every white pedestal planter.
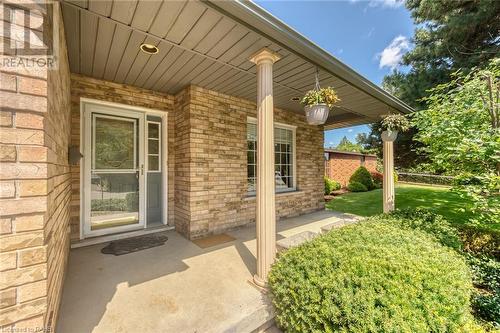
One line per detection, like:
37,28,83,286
304,104,329,125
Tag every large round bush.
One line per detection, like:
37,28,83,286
349,166,374,190
347,181,367,192
268,220,473,333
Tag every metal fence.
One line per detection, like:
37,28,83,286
397,172,454,186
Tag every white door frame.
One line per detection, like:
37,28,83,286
80,98,168,240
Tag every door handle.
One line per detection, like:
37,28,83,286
141,164,144,175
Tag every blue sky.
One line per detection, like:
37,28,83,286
254,0,415,147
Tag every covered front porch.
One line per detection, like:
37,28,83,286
57,210,358,333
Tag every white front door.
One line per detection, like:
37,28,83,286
82,102,145,237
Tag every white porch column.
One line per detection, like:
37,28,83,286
250,48,280,287
382,132,396,213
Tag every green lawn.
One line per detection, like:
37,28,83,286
326,183,499,229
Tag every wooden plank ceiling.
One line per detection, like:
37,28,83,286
61,0,392,128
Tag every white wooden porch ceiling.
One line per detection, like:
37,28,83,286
61,0,393,128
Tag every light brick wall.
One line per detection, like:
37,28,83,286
325,152,377,187
0,2,71,330
176,86,325,239
69,74,176,240
69,81,324,240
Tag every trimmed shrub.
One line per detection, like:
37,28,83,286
349,166,374,190
324,176,341,195
347,181,367,192
388,208,499,328
370,171,383,185
389,208,462,250
269,220,473,333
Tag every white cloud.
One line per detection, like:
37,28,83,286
369,0,404,8
349,0,404,8
378,35,410,70
347,129,353,133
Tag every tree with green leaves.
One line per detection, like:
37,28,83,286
385,0,500,109
412,59,499,225
335,136,363,152
363,0,500,169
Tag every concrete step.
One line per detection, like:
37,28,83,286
321,214,364,234
221,302,275,333
276,230,319,252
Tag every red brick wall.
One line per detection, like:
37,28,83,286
325,152,377,187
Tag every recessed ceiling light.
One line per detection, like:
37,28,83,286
291,97,300,102
140,43,159,55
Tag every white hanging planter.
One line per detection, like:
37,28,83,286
304,103,329,125
381,130,398,142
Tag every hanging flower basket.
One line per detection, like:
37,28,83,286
380,114,410,141
381,130,398,142
301,71,340,125
304,104,330,125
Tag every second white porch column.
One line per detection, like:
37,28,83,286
382,135,395,213
250,48,280,287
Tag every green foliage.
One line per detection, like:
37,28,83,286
370,171,383,186
91,198,127,212
466,254,500,327
349,166,374,190
357,123,428,170
324,177,340,195
347,181,367,192
334,136,362,152
387,208,500,328
467,255,500,292
301,87,340,109
91,193,139,212
472,292,500,327
379,0,499,171
412,60,500,225
381,114,410,132
383,0,500,110
268,220,473,333
458,225,500,260
389,208,462,250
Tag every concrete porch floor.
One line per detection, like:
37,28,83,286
57,210,352,333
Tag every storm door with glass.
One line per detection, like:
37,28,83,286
83,103,145,237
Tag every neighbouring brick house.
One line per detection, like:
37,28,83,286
0,1,411,330
324,149,378,187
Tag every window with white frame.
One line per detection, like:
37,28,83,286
247,119,296,193
147,121,161,172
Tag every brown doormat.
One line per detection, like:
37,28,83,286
192,233,236,249
101,232,168,256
